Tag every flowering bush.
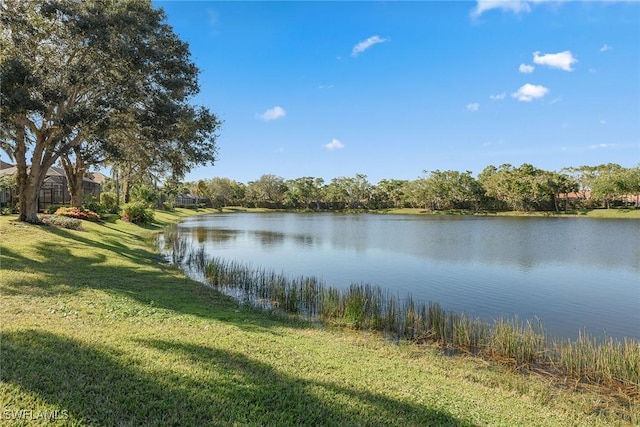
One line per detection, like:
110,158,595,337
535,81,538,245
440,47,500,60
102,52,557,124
40,214,83,230
120,202,154,224
54,206,101,222
46,204,68,214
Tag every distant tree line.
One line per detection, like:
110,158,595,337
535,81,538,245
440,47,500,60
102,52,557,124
173,163,638,212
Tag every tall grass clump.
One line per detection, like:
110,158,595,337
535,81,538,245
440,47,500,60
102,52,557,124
161,232,640,391
555,332,640,388
451,313,490,352
489,317,547,367
159,225,190,264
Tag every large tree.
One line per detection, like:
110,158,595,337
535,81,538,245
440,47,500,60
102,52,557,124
621,165,640,207
325,174,373,210
0,0,219,221
405,171,484,211
284,177,325,210
478,164,554,211
589,164,626,209
198,177,245,211
104,104,220,205
373,179,409,209
245,175,287,209
563,164,633,209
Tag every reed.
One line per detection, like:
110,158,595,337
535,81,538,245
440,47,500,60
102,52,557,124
555,332,640,388
161,233,640,391
383,291,399,336
489,317,547,366
159,225,190,264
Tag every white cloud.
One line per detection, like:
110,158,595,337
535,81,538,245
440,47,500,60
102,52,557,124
511,83,549,102
600,119,607,125
600,44,612,52
471,0,532,18
533,50,577,71
257,106,286,121
318,84,334,90
466,103,480,112
324,138,344,151
590,143,615,150
351,35,388,57
489,93,506,100
519,63,535,73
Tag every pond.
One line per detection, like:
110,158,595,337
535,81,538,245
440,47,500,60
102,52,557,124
169,212,640,340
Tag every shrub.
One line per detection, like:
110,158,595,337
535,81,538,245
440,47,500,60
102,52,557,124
82,194,104,215
131,185,157,206
40,214,83,230
162,201,175,211
120,202,154,224
2,204,18,215
46,204,68,214
100,192,119,214
54,206,101,222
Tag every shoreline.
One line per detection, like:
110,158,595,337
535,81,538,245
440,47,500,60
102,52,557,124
209,206,640,219
1,208,638,425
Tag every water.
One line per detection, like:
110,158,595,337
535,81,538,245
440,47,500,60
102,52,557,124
169,212,640,340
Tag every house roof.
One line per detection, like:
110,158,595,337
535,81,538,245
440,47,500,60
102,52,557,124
0,160,13,170
46,166,67,177
177,193,197,199
0,165,100,184
0,166,17,176
90,171,108,184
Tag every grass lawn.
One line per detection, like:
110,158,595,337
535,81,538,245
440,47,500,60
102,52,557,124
1,209,636,426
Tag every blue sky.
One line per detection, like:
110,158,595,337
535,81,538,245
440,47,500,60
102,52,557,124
10,1,640,185
154,0,639,185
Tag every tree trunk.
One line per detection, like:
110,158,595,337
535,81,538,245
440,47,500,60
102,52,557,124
70,173,84,207
14,128,41,223
19,181,40,223
114,169,121,206
17,162,49,223
15,135,31,221
61,150,86,207
124,179,131,203
16,165,34,222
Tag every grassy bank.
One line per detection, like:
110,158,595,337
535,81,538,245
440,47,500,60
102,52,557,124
1,210,637,426
163,246,640,392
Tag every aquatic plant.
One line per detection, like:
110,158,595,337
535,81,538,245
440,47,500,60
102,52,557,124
555,332,640,388
160,231,640,390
